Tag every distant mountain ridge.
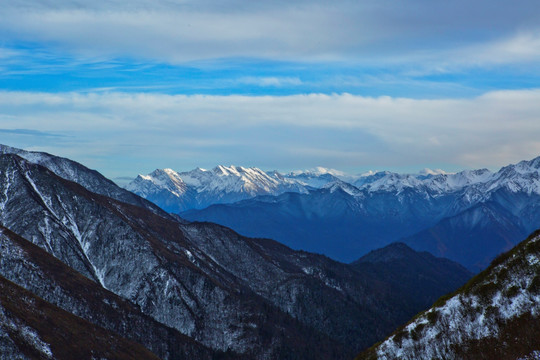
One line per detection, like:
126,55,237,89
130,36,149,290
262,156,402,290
180,156,540,271
125,162,506,214
126,165,308,212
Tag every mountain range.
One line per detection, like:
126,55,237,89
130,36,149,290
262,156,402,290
0,144,472,359
131,158,540,272
126,166,309,213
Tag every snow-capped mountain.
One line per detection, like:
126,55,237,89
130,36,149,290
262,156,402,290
285,167,347,188
126,165,308,212
351,168,493,195
357,230,540,360
485,156,540,195
0,145,472,358
127,159,539,215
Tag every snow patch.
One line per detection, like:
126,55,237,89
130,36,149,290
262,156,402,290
0,307,53,359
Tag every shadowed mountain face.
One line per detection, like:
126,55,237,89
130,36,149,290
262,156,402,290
357,230,540,360
181,186,456,261
0,147,472,358
0,153,343,358
352,242,472,311
0,275,161,360
403,202,528,272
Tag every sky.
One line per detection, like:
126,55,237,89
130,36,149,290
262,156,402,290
1,0,540,183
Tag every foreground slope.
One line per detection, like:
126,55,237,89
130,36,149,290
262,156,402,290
0,226,217,360
0,275,160,360
181,222,471,351
357,230,540,360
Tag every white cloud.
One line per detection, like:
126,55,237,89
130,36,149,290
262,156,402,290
236,77,302,87
433,31,540,69
1,90,540,178
1,0,539,65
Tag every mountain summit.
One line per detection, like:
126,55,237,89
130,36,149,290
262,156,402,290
126,165,307,212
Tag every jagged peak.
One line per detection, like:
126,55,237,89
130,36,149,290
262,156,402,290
211,165,266,176
515,155,540,171
322,180,362,196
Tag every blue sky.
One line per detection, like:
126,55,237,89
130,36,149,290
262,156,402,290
1,0,540,182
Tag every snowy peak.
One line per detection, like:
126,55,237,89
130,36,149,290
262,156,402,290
125,155,540,213
516,155,540,171
418,168,448,176
287,167,366,187
353,168,494,195
192,165,284,194
286,172,341,188
129,168,188,197
360,172,424,193
126,164,308,212
487,156,540,194
424,168,493,193
322,180,363,197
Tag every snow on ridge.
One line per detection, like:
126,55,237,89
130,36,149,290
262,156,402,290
374,233,540,360
125,155,540,213
322,180,362,196
127,168,188,197
129,164,303,203
485,158,540,194
0,306,53,359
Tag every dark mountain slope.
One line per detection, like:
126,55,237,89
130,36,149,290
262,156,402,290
352,242,472,312
181,186,453,262
0,275,160,360
180,222,472,351
404,201,528,272
0,225,218,360
357,230,540,360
